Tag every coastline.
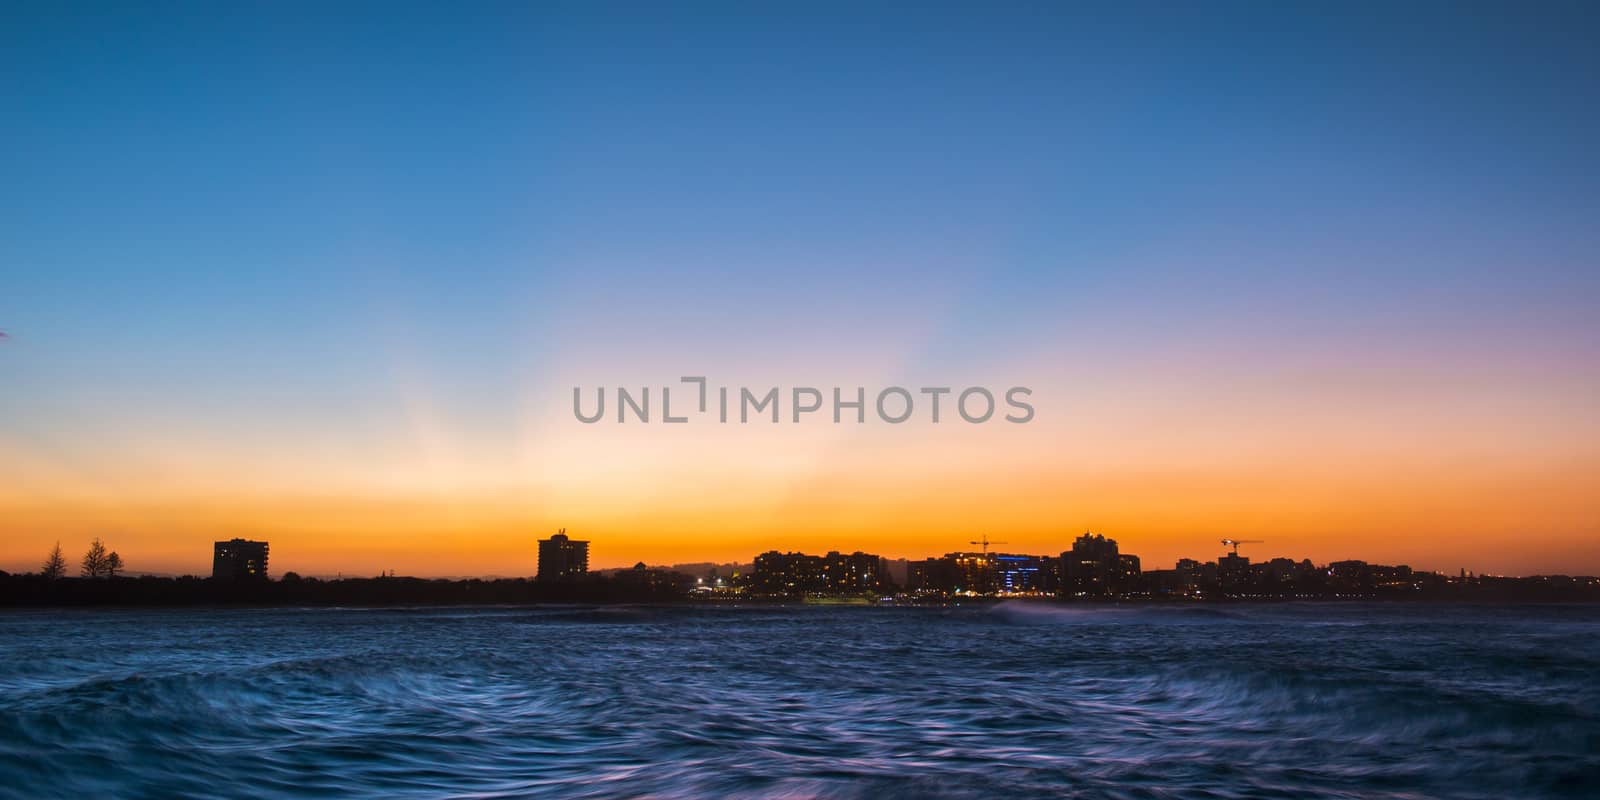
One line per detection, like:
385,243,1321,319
2,573,1595,609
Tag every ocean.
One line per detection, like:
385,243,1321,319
0,603,1595,799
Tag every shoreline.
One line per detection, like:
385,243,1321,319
4,596,1598,611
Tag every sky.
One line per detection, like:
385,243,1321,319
2,1,1597,577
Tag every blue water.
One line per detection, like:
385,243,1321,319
0,603,1596,799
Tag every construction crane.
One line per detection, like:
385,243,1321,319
969,533,1008,555
961,534,1010,595
1221,538,1263,556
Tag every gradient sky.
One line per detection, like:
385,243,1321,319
3,1,1597,577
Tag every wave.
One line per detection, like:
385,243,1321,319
0,605,1596,799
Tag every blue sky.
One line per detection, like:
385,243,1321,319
7,2,1597,374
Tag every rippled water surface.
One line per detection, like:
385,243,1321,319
1,603,1597,799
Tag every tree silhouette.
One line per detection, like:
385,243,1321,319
106,551,124,578
41,542,67,579
81,538,109,578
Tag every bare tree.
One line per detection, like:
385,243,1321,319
41,542,67,579
106,551,124,578
81,538,109,578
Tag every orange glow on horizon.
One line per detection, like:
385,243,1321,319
2,450,1594,578
3,360,1595,578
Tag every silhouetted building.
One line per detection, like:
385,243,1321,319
994,553,1058,594
752,551,818,595
1175,558,1205,596
907,552,997,594
1143,568,1181,596
1115,554,1142,593
1328,560,1373,595
1261,557,1299,587
213,538,269,580
1372,564,1414,590
537,529,589,581
1061,532,1139,597
884,557,911,587
825,551,888,593
1217,552,1251,594
950,552,996,594
751,550,888,596
906,550,1067,596
616,562,694,594
907,556,963,595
